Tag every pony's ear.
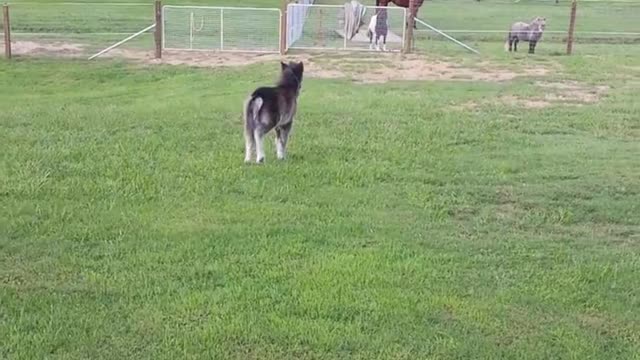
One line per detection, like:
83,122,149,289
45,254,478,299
280,61,288,71
291,61,304,77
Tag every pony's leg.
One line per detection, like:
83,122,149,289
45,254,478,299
411,31,416,51
514,39,519,52
274,127,284,160
368,30,374,50
508,37,513,52
529,41,536,54
275,123,292,160
375,34,381,51
254,128,266,163
244,128,255,163
412,8,418,29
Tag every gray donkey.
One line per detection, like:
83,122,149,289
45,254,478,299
505,17,547,54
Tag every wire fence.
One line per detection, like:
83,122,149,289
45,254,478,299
5,3,155,58
1,0,639,59
411,0,639,43
315,0,640,45
163,6,281,53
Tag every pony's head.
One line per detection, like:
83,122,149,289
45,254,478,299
532,16,547,32
279,61,305,91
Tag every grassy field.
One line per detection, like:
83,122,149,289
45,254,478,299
2,30,640,358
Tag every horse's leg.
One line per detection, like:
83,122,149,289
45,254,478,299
529,40,536,54
508,37,513,52
514,38,519,52
368,30,373,50
382,34,387,51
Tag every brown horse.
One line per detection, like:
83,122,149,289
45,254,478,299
375,0,425,28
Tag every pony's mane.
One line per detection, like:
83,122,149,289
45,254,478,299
277,68,300,90
530,16,546,25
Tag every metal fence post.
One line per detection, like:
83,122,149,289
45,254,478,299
280,0,287,55
220,9,224,50
3,4,11,59
566,0,577,55
154,0,162,58
404,0,415,53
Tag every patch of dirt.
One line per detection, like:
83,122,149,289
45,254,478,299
452,96,554,111
11,41,557,84
501,95,553,109
452,80,609,110
536,81,609,103
106,49,551,83
495,186,521,221
12,41,84,56
351,57,543,83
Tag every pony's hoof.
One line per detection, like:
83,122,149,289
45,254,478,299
256,157,264,164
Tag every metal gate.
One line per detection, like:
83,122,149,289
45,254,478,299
287,3,406,52
162,5,282,53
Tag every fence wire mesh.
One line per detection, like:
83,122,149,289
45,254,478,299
400,0,638,53
314,0,639,53
287,4,406,52
6,3,155,58
162,6,281,53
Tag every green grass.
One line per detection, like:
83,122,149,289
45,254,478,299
1,41,640,358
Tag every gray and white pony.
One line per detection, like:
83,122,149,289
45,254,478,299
505,17,547,54
367,10,389,51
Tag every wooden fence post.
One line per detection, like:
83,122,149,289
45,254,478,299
280,0,287,55
154,0,162,59
566,0,577,55
404,0,415,53
3,4,11,59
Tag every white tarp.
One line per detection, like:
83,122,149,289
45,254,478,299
342,1,367,40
